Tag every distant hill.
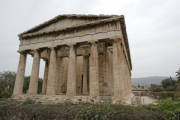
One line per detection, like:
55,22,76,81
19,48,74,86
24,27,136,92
132,76,173,86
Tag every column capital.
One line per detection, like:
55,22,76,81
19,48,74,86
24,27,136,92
32,48,40,52
49,47,55,50
17,50,27,55
47,46,59,52
88,40,97,44
67,43,76,47
48,47,57,55
113,38,121,43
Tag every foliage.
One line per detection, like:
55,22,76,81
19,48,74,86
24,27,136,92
0,71,43,98
150,84,163,92
0,71,16,98
175,81,180,91
23,76,30,93
38,78,43,94
0,99,164,120
152,91,174,99
76,104,112,120
64,99,73,107
23,98,35,105
161,78,176,91
0,81,10,98
144,98,180,120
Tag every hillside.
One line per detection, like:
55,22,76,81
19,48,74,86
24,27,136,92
132,76,171,86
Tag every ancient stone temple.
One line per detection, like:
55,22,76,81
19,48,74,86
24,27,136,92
12,14,133,104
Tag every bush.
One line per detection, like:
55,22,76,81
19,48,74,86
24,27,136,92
144,98,180,120
152,91,175,99
0,99,165,120
0,71,16,98
76,104,111,120
0,81,10,98
150,84,163,92
23,98,35,105
161,78,176,91
175,82,180,91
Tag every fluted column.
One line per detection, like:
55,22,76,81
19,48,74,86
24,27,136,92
83,56,88,95
28,50,40,94
89,42,99,98
66,44,76,97
42,60,49,94
112,39,125,98
13,52,27,96
46,48,57,95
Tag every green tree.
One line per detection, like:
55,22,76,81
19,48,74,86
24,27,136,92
0,71,16,98
23,76,30,93
161,77,176,91
38,78,43,94
0,71,43,98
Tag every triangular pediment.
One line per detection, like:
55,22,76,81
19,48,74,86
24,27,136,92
19,14,118,36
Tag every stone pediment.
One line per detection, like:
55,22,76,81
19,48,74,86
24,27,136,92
19,14,118,36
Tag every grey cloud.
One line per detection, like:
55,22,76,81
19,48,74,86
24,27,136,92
0,0,179,78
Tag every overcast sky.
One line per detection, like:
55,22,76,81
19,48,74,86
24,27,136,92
0,0,180,78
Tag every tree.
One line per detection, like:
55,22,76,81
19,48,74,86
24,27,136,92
0,71,16,98
0,71,43,98
176,68,180,82
23,76,30,93
161,77,176,91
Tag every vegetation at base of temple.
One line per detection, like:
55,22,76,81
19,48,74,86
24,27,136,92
0,98,165,120
1,98,180,120
0,71,43,98
144,98,180,120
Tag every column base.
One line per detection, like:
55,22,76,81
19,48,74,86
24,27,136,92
11,94,135,105
112,93,134,105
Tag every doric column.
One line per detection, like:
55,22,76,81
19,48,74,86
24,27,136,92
42,60,49,94
46,48,57,95
66,44,76,97
56,57,63,94
112,39,125,98
104,46,113,96
89,41,99,98
83,56,88,95
13,52,27,96
28,50,40,94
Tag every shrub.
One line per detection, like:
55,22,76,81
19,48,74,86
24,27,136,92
152,91,175,99
23,98,35,105
150,84,163,92
0,71,16,98
161,78,176,91
144,98,180,120
0,99,165,120
76,104,112,120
